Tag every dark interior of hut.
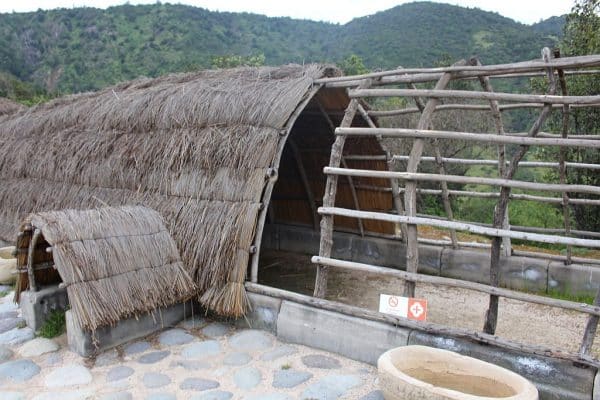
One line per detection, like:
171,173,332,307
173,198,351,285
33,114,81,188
260,87,394,285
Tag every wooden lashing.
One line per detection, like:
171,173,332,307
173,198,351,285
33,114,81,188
357,103,408,241
474,57,511,256
314,80,371,298
407,83,458,248
316,100,365,237
554,48,573,265
403,60,470,297
483,48,557,335
288,138,319,230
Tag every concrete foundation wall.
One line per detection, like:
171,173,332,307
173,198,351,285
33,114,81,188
67,301,195,357
242,292,598,400
20,285,69,331
262,223,599,297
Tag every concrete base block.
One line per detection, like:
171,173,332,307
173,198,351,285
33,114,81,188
234,292,281,334
265,223,600,297
548,262,600,298
20,285,69,331
440,248,548,292
276,224,321,255
408,330,595,400
67,301,194,357
277,300,410,365
593,370,600,400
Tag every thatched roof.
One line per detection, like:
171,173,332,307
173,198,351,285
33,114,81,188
0,64,339,316
26,206,195,333
0,98,25,117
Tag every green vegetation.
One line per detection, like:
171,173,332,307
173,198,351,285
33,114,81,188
280,363,291,370
0,1,563,97
543,288,595,305
38,310,66,338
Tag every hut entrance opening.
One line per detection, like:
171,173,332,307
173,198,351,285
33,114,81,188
259,88,393,286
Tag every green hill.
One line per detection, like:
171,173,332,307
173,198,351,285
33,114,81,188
0,1,564,94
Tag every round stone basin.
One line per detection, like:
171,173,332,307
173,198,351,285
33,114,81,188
0,246,16,284
378,345,538,400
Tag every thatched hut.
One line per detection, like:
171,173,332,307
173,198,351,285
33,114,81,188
0,64,390,316
18,206,195,333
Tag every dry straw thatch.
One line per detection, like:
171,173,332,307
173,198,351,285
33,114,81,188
0,98,25,117
26,205,195,332
0,64,338,316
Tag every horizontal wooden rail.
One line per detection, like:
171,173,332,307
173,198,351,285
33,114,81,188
349,89,600,106
409,212,600,239
325,167,600,196
318,206,600,248
513,250,600,266
369,102,599,116
324,70,600,88
349,183,600,206
337,127,600,148
344,155,600,170
245,283,600,368
311,256,600,316
314,54,600,84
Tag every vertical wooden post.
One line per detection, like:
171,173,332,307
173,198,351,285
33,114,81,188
26,229,41,292
475,58,512,256
579,287,600,357
315,81,371,298
403,60,469,297
318,100,365,236
288,138,320,230
357,103,407,240
554,48,573,265
483,48,557,334
408,85,458,248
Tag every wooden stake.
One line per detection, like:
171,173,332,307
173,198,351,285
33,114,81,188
404,60,471,297
315,81,371,298
484,48,557,335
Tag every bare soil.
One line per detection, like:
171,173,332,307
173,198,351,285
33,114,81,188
259,250,600,358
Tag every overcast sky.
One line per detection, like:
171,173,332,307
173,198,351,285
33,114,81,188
0,0,573,25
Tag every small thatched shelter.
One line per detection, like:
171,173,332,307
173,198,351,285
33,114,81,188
0,98,25,117
17,206,195,333
0,64,390,316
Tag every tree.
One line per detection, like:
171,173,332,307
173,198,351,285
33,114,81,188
554,0,600,232
338,54,369,76
210,54,265,69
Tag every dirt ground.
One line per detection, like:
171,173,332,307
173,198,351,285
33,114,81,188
259,250,600,358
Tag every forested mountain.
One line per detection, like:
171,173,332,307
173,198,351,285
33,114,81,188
0,1,564,94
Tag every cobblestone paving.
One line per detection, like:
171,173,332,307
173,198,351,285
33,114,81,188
0,290,383,399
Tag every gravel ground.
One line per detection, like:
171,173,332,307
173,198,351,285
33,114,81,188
259,250,600,358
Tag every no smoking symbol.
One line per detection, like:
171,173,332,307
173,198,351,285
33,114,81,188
388,296,399,308
410,302,424,318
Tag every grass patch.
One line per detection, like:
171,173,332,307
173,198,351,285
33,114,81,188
38,310,66,338
543,289,595,305
281,363,291,370
0,290,8,297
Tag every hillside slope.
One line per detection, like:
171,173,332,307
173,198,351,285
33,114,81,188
0,1,563,93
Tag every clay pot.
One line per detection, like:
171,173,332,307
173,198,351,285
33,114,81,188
0,246,17,285
378,345,538,400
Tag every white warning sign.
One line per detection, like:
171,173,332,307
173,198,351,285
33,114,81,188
379,294,427,321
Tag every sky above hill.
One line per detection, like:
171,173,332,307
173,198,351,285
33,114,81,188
0,0,572,25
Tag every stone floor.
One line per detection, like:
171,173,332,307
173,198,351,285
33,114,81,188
0,288,383,400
